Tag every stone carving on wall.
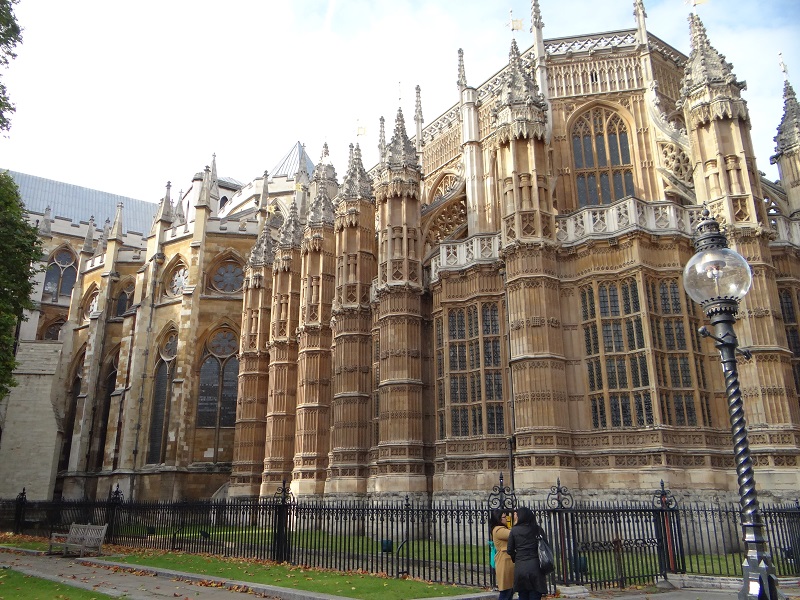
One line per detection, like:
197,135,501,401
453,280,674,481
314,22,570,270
426,198,467,245
660,143,692,184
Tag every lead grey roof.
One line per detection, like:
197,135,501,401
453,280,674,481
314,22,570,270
5,170,157,235
270,142,315,180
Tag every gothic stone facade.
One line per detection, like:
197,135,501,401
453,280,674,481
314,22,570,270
2,5,800,502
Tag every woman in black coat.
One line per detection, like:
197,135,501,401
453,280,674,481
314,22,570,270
507,506,549,600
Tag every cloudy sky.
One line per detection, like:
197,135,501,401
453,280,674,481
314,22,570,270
0,0,798,203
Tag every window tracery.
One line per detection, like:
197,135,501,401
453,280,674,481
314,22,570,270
43,248,78,302
439,303,505,440
427,199,467,245
166,266,189,297
196,328,239,462
571,107,635,207
582,279,652,429
115,281,135,316
210,259,244,293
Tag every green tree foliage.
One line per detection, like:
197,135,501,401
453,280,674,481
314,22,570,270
0,0,21,132
0,171,42,398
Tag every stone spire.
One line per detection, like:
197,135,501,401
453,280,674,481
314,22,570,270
387,107,419,169
414,85,424,152
196,165,212,209
494,38,548,142
259,171,270,211
680,13,744,96
109,201,124,242
249,218,275,267
308,183,335,226
310,143,338,204
500,38,543,108
173,189,186,227
93,218,110,257
151,182,173,234
279,200,303,247
773,78,800,158
209,153,220,214
378,116,387,165
633,0,647,45
340,143,374,201
457,48,468,91
82,216,95,254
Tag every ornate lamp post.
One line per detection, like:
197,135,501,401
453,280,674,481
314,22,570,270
682,210,781,600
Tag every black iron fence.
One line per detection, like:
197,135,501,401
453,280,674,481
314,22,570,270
2,484,799,591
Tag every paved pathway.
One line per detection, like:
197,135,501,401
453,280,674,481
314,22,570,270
2,548,798,600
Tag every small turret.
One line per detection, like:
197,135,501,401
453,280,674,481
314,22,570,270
677,13,746,119
387,108,419,169
772,60,800,214
279,200,303,248
249,218,275,267
151,182,173,236
82,216,95,255
495,38,547,143
109,201,124,243
340,144,373,201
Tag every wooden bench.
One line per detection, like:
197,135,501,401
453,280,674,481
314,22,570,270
48,523,108,557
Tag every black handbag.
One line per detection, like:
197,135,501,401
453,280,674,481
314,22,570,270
538,533,555,574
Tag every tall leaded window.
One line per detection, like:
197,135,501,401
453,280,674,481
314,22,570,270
147,331,178,464
648,277,711,427
440,302,505,439
43,248,78,302
582,279,652,429
572,107,635,207
89,355,118,472
197,329,239,461
779,288,800,393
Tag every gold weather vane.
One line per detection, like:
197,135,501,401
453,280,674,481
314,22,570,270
356,119,366,137
509,9,523,32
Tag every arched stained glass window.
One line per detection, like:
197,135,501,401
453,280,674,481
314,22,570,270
42,318,66,340
116,281,135,316
197,328,239,461
147,332,178,464
43,249,78,302
572,107,635,207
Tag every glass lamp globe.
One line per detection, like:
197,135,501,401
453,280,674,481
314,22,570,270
683,247,752,306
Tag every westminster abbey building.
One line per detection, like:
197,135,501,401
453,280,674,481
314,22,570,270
2,1,799,503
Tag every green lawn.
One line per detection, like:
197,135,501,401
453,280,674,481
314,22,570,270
0,568,117,599
113,551,483,599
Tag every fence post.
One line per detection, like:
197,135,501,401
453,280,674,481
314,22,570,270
107,484,124,544
13,488,27,534
546,479,574,585
652,480,683,577
272,480,293,563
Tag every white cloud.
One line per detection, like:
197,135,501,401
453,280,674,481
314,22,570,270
0,0,797,201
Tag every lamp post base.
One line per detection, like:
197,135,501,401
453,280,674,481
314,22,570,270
740,522,783,600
